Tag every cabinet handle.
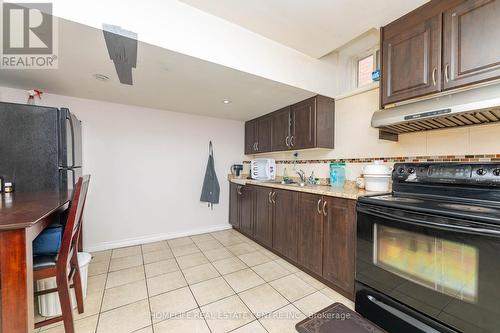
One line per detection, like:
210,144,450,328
290,136,294,147
445,64,450,83
317,199,322,214
237,186,242,195
268,191,272,204
432,67,437,86
323,200,327,216
285,136,290,147
272,192,276,204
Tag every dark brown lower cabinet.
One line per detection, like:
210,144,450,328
239,185,255,236
323,197,357,296
297,193,323,276
229,183,239,228
272,189,299,262
253,186,273,247
228,183,356,299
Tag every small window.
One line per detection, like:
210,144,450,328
357,55,374,87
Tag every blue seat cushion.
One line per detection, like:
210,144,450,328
33,224,63,256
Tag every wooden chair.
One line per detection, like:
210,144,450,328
33,175,91,333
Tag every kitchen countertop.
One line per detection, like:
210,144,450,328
229,178,385,200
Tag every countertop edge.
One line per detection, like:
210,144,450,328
229,178,384,200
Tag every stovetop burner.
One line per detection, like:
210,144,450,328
438,203,499,214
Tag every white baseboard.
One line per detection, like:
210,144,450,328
84,224,232,252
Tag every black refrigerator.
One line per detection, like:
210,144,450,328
0,102,82,192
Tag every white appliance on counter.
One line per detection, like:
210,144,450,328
250,159,276,181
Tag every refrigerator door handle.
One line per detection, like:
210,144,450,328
66,113,76,168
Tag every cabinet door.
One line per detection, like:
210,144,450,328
256,116,273,153
443,0,500,90
297,193,323,276
322,197,356,297
253,186,273,247
229,183,239,227
239,186,255,236
244,120,257,155
291,98,316,149
271,107,291,152
382,14,442,105
272,189,299,261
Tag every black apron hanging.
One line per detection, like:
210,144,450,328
200,141,220,209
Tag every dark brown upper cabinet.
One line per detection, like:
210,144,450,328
245,95,334,154
443,0,500,90
271,106,291,152
244,116,273,155
381,0,500,107
381,14,442,105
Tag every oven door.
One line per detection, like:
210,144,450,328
356,202,500,333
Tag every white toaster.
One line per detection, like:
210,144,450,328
250,159,276,181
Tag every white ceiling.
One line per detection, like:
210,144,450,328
180,0,429,58
0,19,314,121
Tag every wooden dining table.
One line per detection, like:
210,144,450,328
0,191,71,333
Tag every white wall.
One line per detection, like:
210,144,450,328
0,86,244,251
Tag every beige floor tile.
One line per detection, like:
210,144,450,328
90,250,111,263
176,252,208,269
196,240,224,251
141,241,168,253
203,248,233,262
131,326,153,333
40,314,98,333
293,291,333,316
238,252,273,267
111,246,142,259
147,270,187,296
217,237,245,247
87,273,107,294
102,280,148,312
149,287,198,323
106,266,145,289
154,309,210,333
294,271,327,290
201,295,254,333
88,260,109,277
190,277,234,306
269,274,316,302
109,255,143,272
226,243,255,256
182,263,220,285
212,257,247,275
224,268,265,293
143,249,174,264
144,259,179,278
274,259,300,273
168,237,194,248
252,261,291,282
259,304,306,333
171,243,200,257
190,233,216,244
238,284,289,318
258,248,280,260
320,287,355,310
97,299,151,333
72,289,103,320
231,320,267,333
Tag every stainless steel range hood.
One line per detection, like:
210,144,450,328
372,82,500,138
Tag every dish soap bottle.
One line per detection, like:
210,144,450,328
282,167,289,184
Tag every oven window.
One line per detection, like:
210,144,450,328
374,225,478,302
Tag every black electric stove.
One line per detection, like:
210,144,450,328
356,163,500,333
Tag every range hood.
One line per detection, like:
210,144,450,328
372,82,500,138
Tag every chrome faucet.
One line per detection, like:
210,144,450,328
296,169,306,184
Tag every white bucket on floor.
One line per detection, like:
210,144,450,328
37,252,92,317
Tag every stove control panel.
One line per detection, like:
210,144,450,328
393,163,500,186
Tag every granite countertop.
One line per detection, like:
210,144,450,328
229,177,386,200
